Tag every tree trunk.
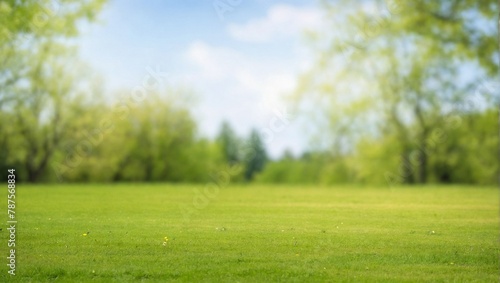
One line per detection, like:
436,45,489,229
112,155,130,182
418,140,427,184
401,148,415,184
26,164,39,183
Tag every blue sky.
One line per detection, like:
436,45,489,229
77,0,324,158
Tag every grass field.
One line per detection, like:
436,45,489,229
1,184,498,282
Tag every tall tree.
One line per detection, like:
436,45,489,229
0,0,106,104
243,129,268,181
216,121,241,166
297,0,498,184
0,0,106,182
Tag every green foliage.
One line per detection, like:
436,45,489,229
0,0,107,182
1,0,497,185
217,121,241,166
0,0,230,183
259,106,498,185
257,150,360,185
49,90,225,183
292,0,499,185
2,50,101,182
214,124,271,182
428,110,499,184
0,0,106,104
0,0,106,43
256,153,327,184
243,129,268,181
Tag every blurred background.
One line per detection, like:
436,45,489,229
0,0,498,185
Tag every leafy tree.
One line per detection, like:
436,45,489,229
51,88,223,183
243,129,268,181
428,110,498,184
0,0,106,105
103,91,208,182
297,0,498,184
216,121,241,165
0,0,106,182
256,151,351,185
6,49,103,182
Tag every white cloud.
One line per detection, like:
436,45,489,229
185,41,242,81
183,40,305,157
183,4,321,156
185,41,295,102
227,4,322,42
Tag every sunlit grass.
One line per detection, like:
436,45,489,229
1,184,498,282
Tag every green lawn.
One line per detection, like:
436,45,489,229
1,184,498,282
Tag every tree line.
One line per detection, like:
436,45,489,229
0,0,498,185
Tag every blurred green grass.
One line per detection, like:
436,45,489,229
1,184,498,282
